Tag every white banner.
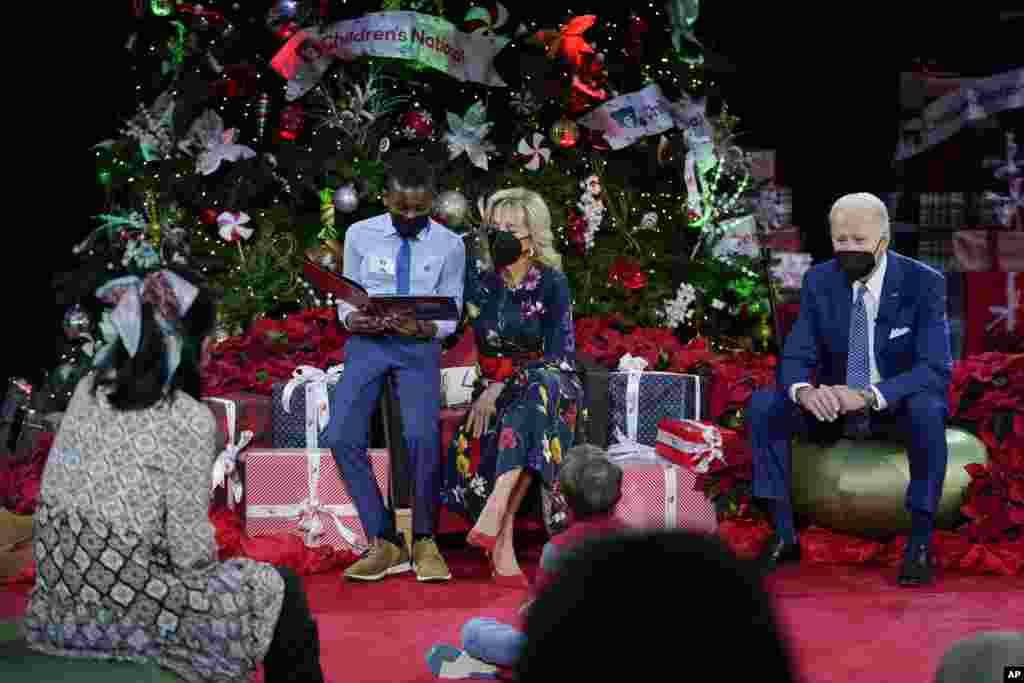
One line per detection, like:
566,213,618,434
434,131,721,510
895,67,1024,161
577,84,676,150
272,11,510,100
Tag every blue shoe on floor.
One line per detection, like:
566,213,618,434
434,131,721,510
426,644,500,680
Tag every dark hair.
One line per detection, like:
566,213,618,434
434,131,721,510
386,151,438,195
91,267,216,411
517,531,797,682
558,444,622,519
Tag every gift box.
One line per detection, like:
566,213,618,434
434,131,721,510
963,271,1024,355
271,365,344,448
654,418,728,474
204,396,261,510
204,393,272,449
610,455,717,534
608,371,707,447
245,448,390,554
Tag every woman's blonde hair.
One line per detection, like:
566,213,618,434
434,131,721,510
482,187,563,271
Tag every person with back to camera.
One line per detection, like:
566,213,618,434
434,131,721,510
748,192,953,586
23,267,325,682
516,530,798,681
426,444,626,680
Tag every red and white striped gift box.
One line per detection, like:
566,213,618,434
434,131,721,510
654,418,727,474
244,448,390,555
611,459,717,534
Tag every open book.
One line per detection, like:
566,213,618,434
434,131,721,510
303,259,460,321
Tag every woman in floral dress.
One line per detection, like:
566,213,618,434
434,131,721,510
441,188,581,585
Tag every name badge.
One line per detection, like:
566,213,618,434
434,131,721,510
369,255,396,276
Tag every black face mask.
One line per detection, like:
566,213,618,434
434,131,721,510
489,229,524,269
391,213,429,239
835,239,883,284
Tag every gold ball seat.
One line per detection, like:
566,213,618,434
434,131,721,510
790,428,988,538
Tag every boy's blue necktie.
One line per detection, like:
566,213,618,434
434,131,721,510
397,238,411,295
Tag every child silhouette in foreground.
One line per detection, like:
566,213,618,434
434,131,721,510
426,444,624,679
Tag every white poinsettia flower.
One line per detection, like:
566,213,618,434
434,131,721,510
445,102,495,170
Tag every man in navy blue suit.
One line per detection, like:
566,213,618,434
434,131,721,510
748,192,952,586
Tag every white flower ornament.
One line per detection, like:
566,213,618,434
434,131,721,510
217,211,253,242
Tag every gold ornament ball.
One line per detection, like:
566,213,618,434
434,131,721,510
433,190,470,228
550,117,579,148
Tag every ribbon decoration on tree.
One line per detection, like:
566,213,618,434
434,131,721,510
665,0,703,62
517,133,551,171
532,15,597,69
281,365,345,448
670,94,715,216
319,188,337,240
985,177,1023,230
987,272,1021,335
207,397,253,509
75,212,148,254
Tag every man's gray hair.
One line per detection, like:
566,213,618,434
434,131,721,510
934,631,1024,683
829,192,891,239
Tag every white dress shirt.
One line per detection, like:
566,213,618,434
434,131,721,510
790,253,889,410
336,214,466,339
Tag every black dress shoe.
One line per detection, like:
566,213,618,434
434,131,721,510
897,545,933,587
756,535,801,573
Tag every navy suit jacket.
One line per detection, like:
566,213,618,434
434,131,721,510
779,251,953,409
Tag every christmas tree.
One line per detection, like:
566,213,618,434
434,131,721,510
52,0,779,412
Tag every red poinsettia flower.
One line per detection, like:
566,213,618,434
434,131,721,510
608,256,648,291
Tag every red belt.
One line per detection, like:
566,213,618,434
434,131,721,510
478,352,542,382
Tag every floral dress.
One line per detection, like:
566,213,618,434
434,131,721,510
441,260,582,536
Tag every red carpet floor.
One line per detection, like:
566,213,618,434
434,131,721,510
3,534,1022,683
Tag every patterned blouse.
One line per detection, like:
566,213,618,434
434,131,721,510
23,376,284,682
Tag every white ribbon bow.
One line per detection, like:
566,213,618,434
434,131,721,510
985,178,1023,229
282,365,344,447
207,397,253,509
655,419,725,474
606,426,660,462
247,451,361,550
217,211,253,242
617,353,649,372
517,133,551,171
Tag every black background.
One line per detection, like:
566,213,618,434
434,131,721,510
4,2,1021,392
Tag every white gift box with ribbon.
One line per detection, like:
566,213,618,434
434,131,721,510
245,448,390,555
206,396,254,509
607,354,707,449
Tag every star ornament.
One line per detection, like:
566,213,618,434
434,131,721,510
445,102,496,170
